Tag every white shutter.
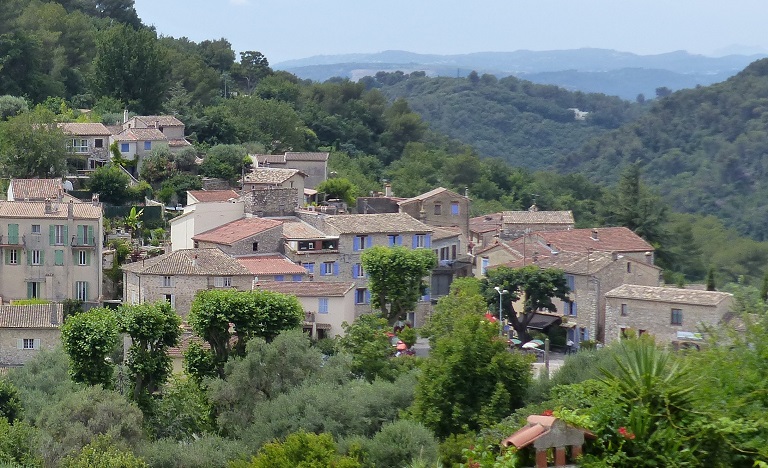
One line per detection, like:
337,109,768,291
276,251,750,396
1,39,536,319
16,339,22,350
34,339,40,350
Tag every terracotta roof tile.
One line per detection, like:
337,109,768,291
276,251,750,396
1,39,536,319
192,218,283,245
133,115,185,127
186,190,240,203
0,304,63,328
58,122,112,136
532,227,654,253
284,152,329,161
399,187,460,205
168,138,191,147
236,254,307,276
0,200,101,219
502,210,574,225
605,285,732,306
323,213,433,235
111,128,167,141
250,154,286,165
242,168,303,184
470,212,503,234
122,248,253,276
278,218,332,239
431,226,463,241
9,179,63,200
257,281,355,297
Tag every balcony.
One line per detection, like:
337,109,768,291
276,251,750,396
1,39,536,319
70,235,97,249
0,235,23,247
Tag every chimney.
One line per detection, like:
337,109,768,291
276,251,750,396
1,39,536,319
528,204,539,212
384,183,392,198
44,198,52,214
645,251,653,264
91,193,99,206
192,254,198,267
123,109,128,123
465,186,469,198
612,252,618,261
67,200,74,220
591,229,598,240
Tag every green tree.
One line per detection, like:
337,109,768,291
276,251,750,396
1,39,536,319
421,277,487,345
0,106,67,178
361,246,437,325
90,164,131,204
199,144,249,182
482,265,570,342
705,267,716,291
410,313,533,438
232,50,271,93
0,95,28,120
139,148,177,185
233,431,360,468
62,434,147,468
316,177,358,205
118,301,181,408
90,24,169,114
187,289,304,378
338,313,395,382
0,380,23,423
61,307,120,388
0,418,41,467
363,420,439,468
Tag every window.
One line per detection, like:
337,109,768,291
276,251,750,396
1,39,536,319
71,138,88,153
481,257,490,276
564,301,577,316
31,225,40,234
580,327,589,341
54,250,64,266
5,249,18,265
144,141,152,150
354,235,369,251
355,288,369,304
75,281,88,301
78,250,89,266
413,234,427,248
51,224,66,245
302,262,315,274
620,303,628,316
22,338,35,350
451,201,460,215
671,308,683,325
76,225,93,245
627,262,632,273
94,138,103,148
565,274,575,292
120,143,129,152
30,250,42,265
252,242,259,252
322,240,337,250
318,298,329,314
434,203,442,215
388,235,401,247
214,276,232,288
353,263,365,278
162,276,174,287
292,274,303,282
27,282,41,299
164,294,175,308
275,275,284,281
321,261,337,276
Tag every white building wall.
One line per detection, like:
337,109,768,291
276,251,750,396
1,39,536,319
170,201,244,251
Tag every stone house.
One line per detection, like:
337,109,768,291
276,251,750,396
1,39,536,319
523,226,656,264
500,208,574,239
192,217,284,256
122,114,191,152
58,122,112,170
169,197,244,251
469,212,503,253
430,226,473,298
241,168,306,209
122,248,255,319
257,281,356,338
0,200,103,305
236,253,308,283
0,303,63,367
604,285,733,345
250,152,329,189
109,128,169,176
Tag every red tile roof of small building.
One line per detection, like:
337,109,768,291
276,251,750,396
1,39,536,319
122,248,252,276
257,281,355,297
186,190,240,203
470,212,503,234
133,115,185,127
111,128,167,141
0,200,101,219
502,210,574,225
9,179,63,200
192,218,283,245
58,122,112,136
532,227,654,253
236,254,307,276
278,217,332,240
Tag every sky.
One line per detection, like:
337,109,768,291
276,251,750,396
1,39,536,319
133,0,768,65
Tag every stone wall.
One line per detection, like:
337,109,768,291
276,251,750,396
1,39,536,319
197,225,285,257
0,329,60,366
242,188,298,217
201,178,231,191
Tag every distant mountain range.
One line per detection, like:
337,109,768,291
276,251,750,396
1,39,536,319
275,49,767,100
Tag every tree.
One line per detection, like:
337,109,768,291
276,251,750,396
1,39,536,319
705,267,716,291
0,95,28,120
232,50,271,93
187,289,304,378
232,431,360,468
157,173,203,206
338,313,395,382
199,144,249,182
61,434,148,468
61,307,119,388
118,301,181,407
410,313,533,438
0,380,23,423
89,164,131,204
316,177,358,205
361,246,437,325
139,148,176,185
0,106,67,178
90,24,169,114
421,277,487,346
482,265,570,342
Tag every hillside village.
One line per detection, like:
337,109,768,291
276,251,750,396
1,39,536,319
0,112,733,368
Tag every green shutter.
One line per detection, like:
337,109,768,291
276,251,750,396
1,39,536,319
8,224,18,244
87,226,94,245
85,251,90,266
49,225,55,245
55,250,64,266
76,226,83,246
26,250,31,265
26,282,33,299
39,251,44,265
4,250,9,265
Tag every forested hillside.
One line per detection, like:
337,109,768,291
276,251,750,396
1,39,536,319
560,58,768,240
369,72,647,169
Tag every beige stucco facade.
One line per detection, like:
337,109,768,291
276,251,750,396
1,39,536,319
170,201,244,251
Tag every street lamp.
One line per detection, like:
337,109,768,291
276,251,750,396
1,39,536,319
494,286,509,337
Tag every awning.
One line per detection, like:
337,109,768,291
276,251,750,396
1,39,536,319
527,313,562,330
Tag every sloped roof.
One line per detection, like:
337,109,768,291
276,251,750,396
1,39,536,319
9,179,62,200
502,210,574,225
285,152,329,161
0,304,63,328
192,218,283,245
431,226,462,241
470,212,503,234
250,154,287,165
168,138,191,147
242,168,303,185
323,213,433,235
133,115,185,127
186,190,240,204
111,128,167,141
236,254,307,276
605,284,733,306
532,227,654,253
58,122,112,136
398,187,463,205
258,281,355,297
279,217,332,239
122,248,252,276
0,200,101,220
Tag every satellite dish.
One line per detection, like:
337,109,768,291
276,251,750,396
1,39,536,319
62,181,74,191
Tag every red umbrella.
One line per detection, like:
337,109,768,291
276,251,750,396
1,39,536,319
396,340,407,351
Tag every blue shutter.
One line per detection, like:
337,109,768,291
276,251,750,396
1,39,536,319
425,234,432,248
275,275,284,281
333,262,339,276
396,235,402,246
365,289,371,304
292,275,302,282
318,298,329,314
352,264,358,277
388,236,395,247
353,236,360,251
412,235,418,248
572,301,577,317
366,236,372,248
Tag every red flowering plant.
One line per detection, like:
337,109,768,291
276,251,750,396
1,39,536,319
618,426,636,440
541,409,554,416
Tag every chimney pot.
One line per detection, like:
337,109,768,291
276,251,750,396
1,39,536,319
591,229,598,240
